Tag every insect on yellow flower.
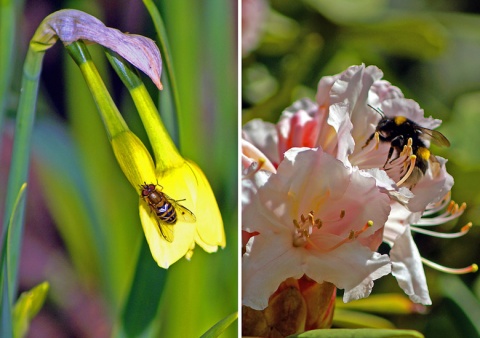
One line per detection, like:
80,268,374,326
139,182,196,242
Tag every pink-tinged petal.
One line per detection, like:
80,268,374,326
408,156,453,212
383,202,422,245
242,170,272,234
277,99,320,155
271,147,351,207
242,139,276,173
242,163,271,233
380,98,442,134
316,72,341,107
370,80,404,103
261,148,390,242
243,147,392,309
243,234,305,310
243,119,280,166
305,244,391,303
361,168,414,206
390,225,432,305
342,252,392,302
322,65,385,160
327,104,354,163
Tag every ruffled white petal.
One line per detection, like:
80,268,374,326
242,234,304,310
390,225,432,305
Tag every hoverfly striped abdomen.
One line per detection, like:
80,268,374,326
140,182,196,242
155,201,177,224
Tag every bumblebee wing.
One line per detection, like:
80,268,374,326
162,193,197,223
420,128,451,147
157,220,175,242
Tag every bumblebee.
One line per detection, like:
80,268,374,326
140,182,196,242
364,106,450,185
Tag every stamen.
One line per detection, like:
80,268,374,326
396,155,417,186
400,138,414,157
421,257,478,274
410,222,472,239
292,211,320,247
423,192,451,216
325,220,374,251
292,210,350,249
324,209,346,223
416,201,467,226
355,220,373,237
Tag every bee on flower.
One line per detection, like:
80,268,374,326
242,64,476,313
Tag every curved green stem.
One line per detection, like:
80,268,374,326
142,0,181,146
65,41,129,140
105,51,183,170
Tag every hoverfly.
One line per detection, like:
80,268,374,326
140,182,196,242
364,105,450,186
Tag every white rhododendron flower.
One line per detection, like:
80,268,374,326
242,64,475,308
242,147,391,310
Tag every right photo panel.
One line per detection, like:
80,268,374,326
241,1,480,337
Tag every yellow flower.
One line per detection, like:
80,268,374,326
112,129,225,268
111,66,225,268
38,9,226,268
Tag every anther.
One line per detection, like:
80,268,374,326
396,155,417,186
354,220,374,237
461,222,473,232
308,212,315,224
375,132,380,150
446,200,455,213
292,210,347,247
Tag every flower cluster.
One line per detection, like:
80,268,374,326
242,64,476,316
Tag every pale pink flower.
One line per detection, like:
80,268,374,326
242,147,391,310
272,65,452,213
242,64,475,307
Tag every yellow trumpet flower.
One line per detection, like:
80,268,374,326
34,9,225,268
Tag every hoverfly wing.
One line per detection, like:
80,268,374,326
420,128,451,147
162,193,197,223
157,221,175,242
174,203,196,223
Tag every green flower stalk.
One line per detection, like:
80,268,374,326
33,9,226,268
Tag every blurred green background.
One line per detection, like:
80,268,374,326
243,0,480,337
1,0,237,337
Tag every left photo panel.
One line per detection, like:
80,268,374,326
0,1,238,337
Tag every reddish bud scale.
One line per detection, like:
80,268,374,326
242,276,336,337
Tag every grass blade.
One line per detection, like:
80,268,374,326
0,183,27,338
200,312,238,338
